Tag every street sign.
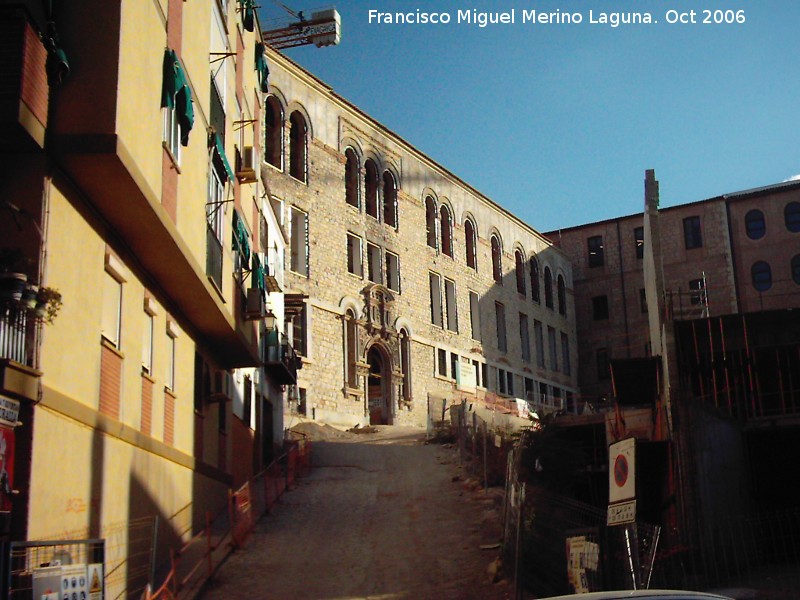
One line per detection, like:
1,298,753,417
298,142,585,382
607,500,637,525
608,437,636,503
608,437,636,526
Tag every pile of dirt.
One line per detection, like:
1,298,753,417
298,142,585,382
290,421,356,441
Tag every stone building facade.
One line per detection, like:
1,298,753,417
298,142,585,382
263,50,579,429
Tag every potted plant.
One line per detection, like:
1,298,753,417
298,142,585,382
34,286,62,324
21,282,39,309
0,248,30,303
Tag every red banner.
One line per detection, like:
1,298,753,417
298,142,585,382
0,425,15,511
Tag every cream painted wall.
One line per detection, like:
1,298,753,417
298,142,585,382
39,181,105,406
117,0,169,204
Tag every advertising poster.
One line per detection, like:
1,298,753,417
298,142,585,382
0,425,15,512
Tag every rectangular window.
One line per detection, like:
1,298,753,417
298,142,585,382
592,295,609,320
473,359,482,388
347,233,362,277
290,206,309,276
290,304,308,357
482,363,489,390
367,243,382,283
689,278,705,305
548,326,558,372
597,347,610,381
534,320,545,368
587,235,604,268
429,272,443,327
386,251,401,293
495,302,507,352
507,371,514,397
561,332,570,376
437,348,447,377
166,323,177,391
519,313,531,362
469,291,480,341
634,226,644,260
445,278,458,332
164,104,180,161
142,310,154,374
498,368,507,395
539,382,549,404
524,377,534,400
450,352,459,383
683,216,702,249
102,271,123,348
243,375,252,427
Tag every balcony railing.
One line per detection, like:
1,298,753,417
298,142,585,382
262,330,300,385
206,225,223,290
0,307,35,368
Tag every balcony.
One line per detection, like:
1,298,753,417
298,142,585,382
0,306,41,403
0,6,49,150
262,330,300,385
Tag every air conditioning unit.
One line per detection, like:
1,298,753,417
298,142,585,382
244,287,265,320
237,145,258,183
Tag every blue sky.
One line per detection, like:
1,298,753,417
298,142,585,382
259,1,800,232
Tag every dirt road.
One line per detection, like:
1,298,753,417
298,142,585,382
200,425,512,600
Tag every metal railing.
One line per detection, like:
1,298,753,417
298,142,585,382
205,227,223,290
143,437,312,600
0,307,34,367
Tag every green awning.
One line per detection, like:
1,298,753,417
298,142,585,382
211,133,234,182
241,0,255,32
252,253,266,291
255,42,269,93
162,49,194,146
232,210,251,263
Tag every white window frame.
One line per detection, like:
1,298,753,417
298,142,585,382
346,233,363,277
386,251,401,293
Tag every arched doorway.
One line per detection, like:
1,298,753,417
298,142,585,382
367,346,391,425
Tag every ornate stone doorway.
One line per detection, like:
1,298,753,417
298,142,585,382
367,345,391,425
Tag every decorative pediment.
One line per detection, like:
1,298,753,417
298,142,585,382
362,284,396,337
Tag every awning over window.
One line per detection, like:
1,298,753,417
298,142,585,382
232,210,251,263
255,42,269,93
161,49,194,146
241,0,256,32
252,253,266,291
211,133,234,182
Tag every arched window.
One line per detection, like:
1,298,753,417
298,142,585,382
464,218,477,270
425,196,437,249
491,234,503,284
515,250,526,296
785,202,800,233
344,148,359,208
400,328,412,402
745,209,765,240
364,159,379,219
440,205,453,257
383,171,398,228
557,274,566,317
264,96,283,169
792,255,800,285
288,111,307,182
544,266,553,309
530,256,540,303
345,309,358,388
751,261,772,291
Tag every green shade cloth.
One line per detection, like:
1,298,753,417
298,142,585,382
255,42,269,93
161,49,194,146
211,133,234,182
252,253,266,291
241,0,255,32
232,210,251,263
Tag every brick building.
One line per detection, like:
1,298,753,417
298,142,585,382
263,49,579,429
